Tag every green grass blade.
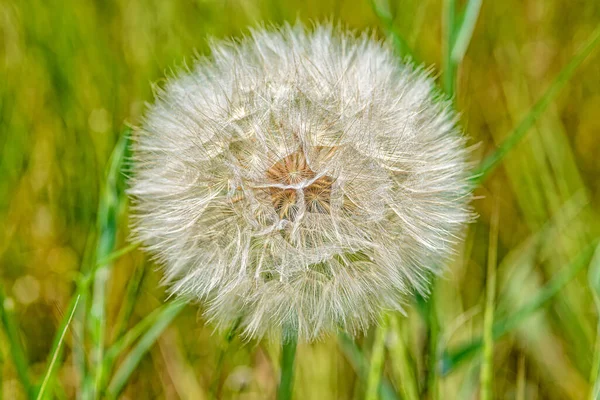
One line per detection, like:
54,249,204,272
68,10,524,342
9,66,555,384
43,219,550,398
370,0,416,60
587,243,600,305
36,295,80,400
103,302,176,366
472,26,600,183
106,300,186,398
0,287,35,400
95,242,140,267
338,331,398,400
72,225,97,398
440,240,599,375
277,329,298,400
442,0,458,96
587,244,600,400
425,288,440,399
480,205,499,400
110,262,146,343
365,316,389,400
88,128,132,396
45,227,136,398
75,292,89,398
209,319,241,399
101,298,186,390
450,0,482,63
443,0,481,97
388,315,419,400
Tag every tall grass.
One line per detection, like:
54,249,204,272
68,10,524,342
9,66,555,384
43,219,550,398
1,0,599,399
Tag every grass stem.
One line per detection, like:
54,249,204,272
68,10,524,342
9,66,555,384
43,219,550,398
209,319,241,399
389,315,419,400
338,332,398,400
36,295,80,400
277,329,298,400
0,287,35,400
366,316,389,400
106,300,186,398
587,244,600,399
480,202,499,400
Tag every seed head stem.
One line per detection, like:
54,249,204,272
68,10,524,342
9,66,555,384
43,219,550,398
278,329,298,400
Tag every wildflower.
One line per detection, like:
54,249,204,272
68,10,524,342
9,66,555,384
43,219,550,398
129,24,472,341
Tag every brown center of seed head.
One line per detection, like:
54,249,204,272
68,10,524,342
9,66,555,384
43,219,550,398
266,149,335,220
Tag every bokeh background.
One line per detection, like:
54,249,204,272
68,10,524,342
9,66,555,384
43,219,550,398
1,0,600,399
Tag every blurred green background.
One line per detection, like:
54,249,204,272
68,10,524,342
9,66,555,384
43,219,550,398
1,0,600,399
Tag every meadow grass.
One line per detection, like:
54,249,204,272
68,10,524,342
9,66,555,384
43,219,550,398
1,0,600,399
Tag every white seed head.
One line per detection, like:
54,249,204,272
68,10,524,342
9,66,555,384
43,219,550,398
129,24,472,342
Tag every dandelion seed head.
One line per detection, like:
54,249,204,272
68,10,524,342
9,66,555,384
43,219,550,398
129,24,473,341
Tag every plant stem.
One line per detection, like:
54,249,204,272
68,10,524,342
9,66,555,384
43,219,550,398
369,0,416,60
426,288,440,399
88,128,131,398
480,202,499,400
36,295,80,400
0,287,35,400
587,244,600,400
366,316,389,400
106,300,186,398
389,315,419,400
209,319,241,399
277,329,298,400
442,0,457,97
338,332,398,400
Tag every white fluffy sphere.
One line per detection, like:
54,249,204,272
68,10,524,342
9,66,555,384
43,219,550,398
129,24,472,341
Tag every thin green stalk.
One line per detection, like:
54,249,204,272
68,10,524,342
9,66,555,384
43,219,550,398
106,300,186,398
75,291,89,398
0,287,35,400
440,240,599,375
209,319,241,399
480,204,499,400
277,329,298,400
338,331,398,400
426,288,440,399
366,316,389,400
473,26,600,183
369,0,416,60
43,227,133,399
443,0,482,98
110,262,146,342
36,295,80,400
587,244,600,400
95,242,140,268
88,129,131,397
591,324,600,400
442,0,458,97
95,257,146,393
451,0,482,63
102,298,185,378
388,315,419,400
74,225,96,398
423,0,480,393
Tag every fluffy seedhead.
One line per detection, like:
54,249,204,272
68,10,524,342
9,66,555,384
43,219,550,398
129,24,472,342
